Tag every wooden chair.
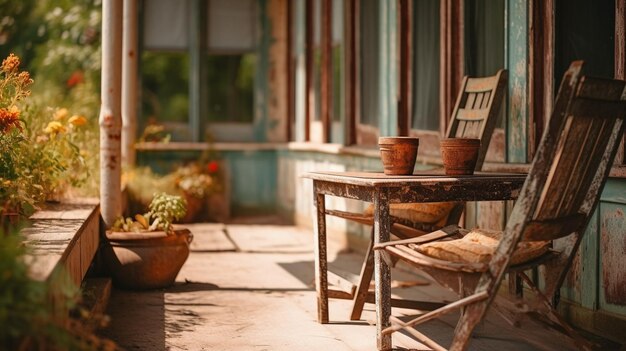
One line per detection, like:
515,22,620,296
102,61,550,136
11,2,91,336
326,69,508,320
374,61,626,350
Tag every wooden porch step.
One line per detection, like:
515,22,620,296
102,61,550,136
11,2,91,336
78,278,113,331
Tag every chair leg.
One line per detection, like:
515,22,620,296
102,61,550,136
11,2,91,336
350,229,375,320
449,301,489,351
508,272,523,298
518,273,594,350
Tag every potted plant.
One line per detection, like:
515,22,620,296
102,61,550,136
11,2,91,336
172,162,223,222
125,160,227,223
103,192,194,290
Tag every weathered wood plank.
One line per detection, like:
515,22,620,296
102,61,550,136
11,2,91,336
373,187,392,350
327,270,357,298
22,202,100,285
455,108,489,121
314,188,329,323
464,75,501,93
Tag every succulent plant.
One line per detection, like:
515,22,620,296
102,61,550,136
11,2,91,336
111,192,187,234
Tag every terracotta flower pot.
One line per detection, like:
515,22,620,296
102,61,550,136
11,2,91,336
378,137,419,175
103,228,193,290
182,194,203,223
440,138,481,175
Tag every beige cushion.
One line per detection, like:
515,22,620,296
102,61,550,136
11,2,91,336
364,202,457,225
417,228,550,265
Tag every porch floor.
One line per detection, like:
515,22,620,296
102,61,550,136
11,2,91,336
99,219,599,350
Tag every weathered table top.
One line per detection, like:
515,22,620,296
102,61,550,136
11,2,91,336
305,170,528,203
305,169,526,184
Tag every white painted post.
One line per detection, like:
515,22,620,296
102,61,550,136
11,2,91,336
122,0,138,167
100,0,123,227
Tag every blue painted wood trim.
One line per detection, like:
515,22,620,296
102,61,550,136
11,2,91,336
506,0,528,163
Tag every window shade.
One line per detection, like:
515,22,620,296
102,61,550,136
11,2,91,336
143,0,189,50
207,0,257,53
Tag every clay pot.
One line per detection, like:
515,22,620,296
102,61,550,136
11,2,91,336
440,138,481,175
378,137,419,175
103,228,193,290
182,194,204,223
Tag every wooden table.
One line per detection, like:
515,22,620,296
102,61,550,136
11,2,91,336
304,170,527,350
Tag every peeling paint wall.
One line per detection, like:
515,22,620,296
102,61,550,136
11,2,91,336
265,0,289,142
506,0,528,163
136,149,278,214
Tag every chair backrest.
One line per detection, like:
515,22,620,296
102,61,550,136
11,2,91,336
446,69,508,171
511,61,626,242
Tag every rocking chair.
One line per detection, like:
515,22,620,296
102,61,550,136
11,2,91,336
375,61,626,350
327,69,508,320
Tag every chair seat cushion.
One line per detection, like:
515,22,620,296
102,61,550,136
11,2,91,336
364,202,457,224
417,228,550,265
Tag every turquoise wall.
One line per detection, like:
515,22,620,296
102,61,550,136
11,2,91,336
136,149,278,214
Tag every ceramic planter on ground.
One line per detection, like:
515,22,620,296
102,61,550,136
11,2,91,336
103,228,193,290
378,137,419,175
440,138,481,175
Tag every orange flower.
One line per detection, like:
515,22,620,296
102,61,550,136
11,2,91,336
68,115,87,126
1,53,20,73
0,106,22,133
53,108,68,121
18,71,33,87
44,121,67,134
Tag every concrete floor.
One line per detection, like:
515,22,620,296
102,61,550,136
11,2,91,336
100,221,597,351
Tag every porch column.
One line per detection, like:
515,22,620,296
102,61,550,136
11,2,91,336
122,0,138,167
99,0,123,227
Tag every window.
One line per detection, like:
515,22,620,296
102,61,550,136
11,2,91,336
205,55,255,124
555,0,615,82
357,0,380,145
464,0,505,80
141,52,191,140
140,0,257,142
411,0,440,133
464,0,505,162
553,0,624,166
407,0,442,156
141,0,190,140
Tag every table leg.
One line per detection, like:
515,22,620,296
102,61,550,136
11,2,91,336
373,188,392,350
314,184,329,323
